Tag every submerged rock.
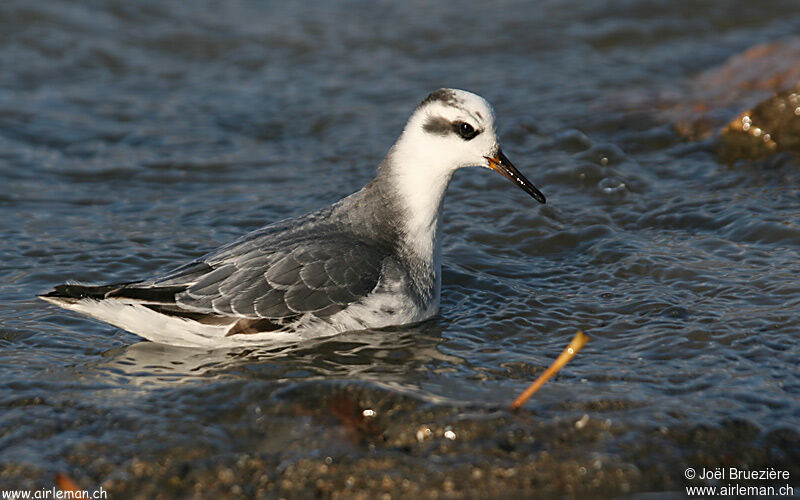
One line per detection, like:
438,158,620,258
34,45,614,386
668,37,800,141
718,84,800,163
648,36,800,163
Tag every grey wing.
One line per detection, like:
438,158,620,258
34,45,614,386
170,237,392,321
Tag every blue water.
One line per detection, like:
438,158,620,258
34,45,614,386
1,0,799,494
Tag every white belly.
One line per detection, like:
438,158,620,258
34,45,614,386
41,288,437,349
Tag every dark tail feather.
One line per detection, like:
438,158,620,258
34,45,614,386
41,282,185,304
42,283,129,300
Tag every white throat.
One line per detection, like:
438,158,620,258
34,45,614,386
382,138,455,264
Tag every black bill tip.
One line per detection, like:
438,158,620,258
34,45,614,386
485,150,546,204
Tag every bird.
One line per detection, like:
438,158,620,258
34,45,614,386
39,89,546,348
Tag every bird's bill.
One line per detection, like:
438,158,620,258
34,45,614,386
485,150,546,204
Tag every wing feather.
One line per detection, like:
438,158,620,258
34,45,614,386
185,264,237,298
172,236,392,321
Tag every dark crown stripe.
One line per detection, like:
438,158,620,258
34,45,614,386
418,88,458,109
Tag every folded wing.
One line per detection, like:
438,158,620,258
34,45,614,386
163,236,393,325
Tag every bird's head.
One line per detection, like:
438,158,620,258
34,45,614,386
395,88,545,204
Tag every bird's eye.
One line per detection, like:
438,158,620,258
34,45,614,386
455,121,478,140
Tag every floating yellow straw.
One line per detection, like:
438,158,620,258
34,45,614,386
511,330,590,409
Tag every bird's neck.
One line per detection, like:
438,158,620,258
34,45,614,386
377,142,454,264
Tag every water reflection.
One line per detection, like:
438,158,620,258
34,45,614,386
94,326,464,390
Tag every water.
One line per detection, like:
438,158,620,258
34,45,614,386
2,0,799,496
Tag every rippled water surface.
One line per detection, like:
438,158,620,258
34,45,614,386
2,0,799,496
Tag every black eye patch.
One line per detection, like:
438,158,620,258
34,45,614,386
423,116,452,136
423,117,481,141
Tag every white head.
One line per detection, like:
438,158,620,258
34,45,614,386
387,88,545,204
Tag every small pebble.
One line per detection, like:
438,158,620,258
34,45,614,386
575,414,590,430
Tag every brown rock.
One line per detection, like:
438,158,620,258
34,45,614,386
667,36,800,140
719,84,800,162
